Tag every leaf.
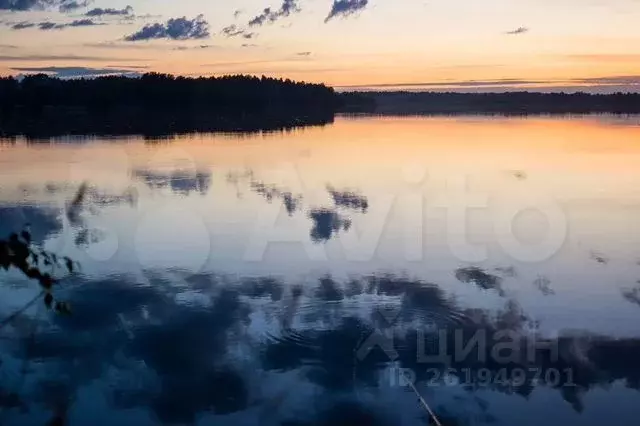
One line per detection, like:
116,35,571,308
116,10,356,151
44,293,53,309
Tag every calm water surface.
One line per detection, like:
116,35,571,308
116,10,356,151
1,115,640,425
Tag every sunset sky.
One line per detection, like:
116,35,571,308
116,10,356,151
1,0,639,92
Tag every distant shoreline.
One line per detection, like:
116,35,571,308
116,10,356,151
338,91,640,115
2,74,639,139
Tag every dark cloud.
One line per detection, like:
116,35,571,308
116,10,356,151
66,18,100,27
11,21,36,30
125,15,210,41
85,5,133,17
296,51,312,56
10,19,102,31
325,0,369,22
10,66,143,78
506,26,529,35
248,0,300,27
0,0,90,12
58,0,90,13
221,24,256,39
38,21,59,30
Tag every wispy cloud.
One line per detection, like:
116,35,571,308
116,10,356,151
84,41,191,52
325,0,369,22
11,22,37,30
0,53,133,62
0,0,90,12
10,66,143,78
248,0,300,27
563,54,640,63
59,0,91,13
338,76,640,93
576,75,640,85
296,51,312,56
172,44,218,51
85,6,133,17
125,15,210,41
200,56,312,69
10,19,103,31
221,24,255,39
506,26,529,35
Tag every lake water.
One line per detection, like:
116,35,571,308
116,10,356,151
1,115,640,425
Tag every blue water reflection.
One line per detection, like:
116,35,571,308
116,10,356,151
2,116,640,425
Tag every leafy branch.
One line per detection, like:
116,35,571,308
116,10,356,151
0,228,77,317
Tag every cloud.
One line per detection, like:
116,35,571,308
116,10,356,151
172,44,217,51
0,0,90,12
125,15,210,41
0,53,134,62
11,21,36,30
38,22,60,30
325,0,369,22
83,42,185,53
221,24,255,39
9,66,143,78
563,54,640,63
506,26,529,35
338,75,640,93
296,51,312,56
248,0,300,27
85,5,133,17
576,75,640,85
58,0,91,13
10,19,102,31
67,18,99,27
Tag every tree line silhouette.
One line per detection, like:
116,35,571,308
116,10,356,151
2,73,639,138
0,73,338,112
0,73,340,137
366,91,640,114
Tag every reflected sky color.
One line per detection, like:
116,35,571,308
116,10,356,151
2,115,640,334
0,1,639,91
2,116,640,424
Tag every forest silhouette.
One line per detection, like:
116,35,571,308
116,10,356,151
1,73,639,139
0,73,339,137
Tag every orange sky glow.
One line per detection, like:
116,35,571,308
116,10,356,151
0,1,639,92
